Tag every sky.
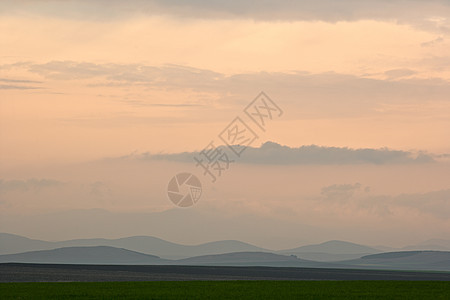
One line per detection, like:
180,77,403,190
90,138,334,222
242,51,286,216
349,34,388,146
0,0,449,249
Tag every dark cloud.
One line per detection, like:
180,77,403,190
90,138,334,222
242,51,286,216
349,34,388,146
240,142,435,165
140,141,435,165
3,1,450,35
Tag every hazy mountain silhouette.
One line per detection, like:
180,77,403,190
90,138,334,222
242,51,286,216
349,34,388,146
0,247,322,267
175,251,307,267
176,250,450,270
2,233,449,270
0,246,167,264
343,251,450,271
0,233,267,259
0,243,449,271
278,240,381,261
0,233,52,255
0,208,326,250
57,237,267,259
281,240,381,253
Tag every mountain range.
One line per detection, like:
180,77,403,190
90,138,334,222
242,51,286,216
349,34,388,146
1,246,449,271
0,246,166,264
1,233,449,271
0,233,266,259
278,240,381,261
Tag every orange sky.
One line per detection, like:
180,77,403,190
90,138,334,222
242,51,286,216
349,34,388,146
1,13,450,165
0,1,449,246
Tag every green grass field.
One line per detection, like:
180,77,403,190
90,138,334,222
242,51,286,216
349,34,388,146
1,281,449,299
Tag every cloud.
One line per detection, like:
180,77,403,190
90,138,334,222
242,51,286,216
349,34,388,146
28,61,133,80
321,183,363,201
0,78,42,89
316,182,392,217
384,69,417,80
394,189,450,220
0,78,42,84
116,100,205,108
3,0,450,35
89,181,111,197
421,36,445,47
0,85,40,90
28,61,223,84
16,61,450,111
139,141,435,165
26,60,450,88
419,55,450,72
0,179,64,193
324,187,450,220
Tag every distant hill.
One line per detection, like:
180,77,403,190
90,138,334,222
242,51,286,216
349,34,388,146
343,251,450,271
174,250,450,271
0,246,167,264
281,240,381,254
175,251,310,267
2,233,449,271
0,233,53,255
278,240,381,261
1,245,449,271
0,247,325,268
60,237,268,259
0,233,267,259
174,252,353,268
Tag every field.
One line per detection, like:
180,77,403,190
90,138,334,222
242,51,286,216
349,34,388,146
2,263,450,281
1,281,450,299
2,264,449,299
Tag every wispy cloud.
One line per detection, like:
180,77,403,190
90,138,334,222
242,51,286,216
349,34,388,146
117,100,205,108
27,61,223,84
12,61,450,113
0,85,40,90
0,78,42,84
0,78,42,89
421,36,445,47
321,183,364,201
383,69,417,80
318,186,450,220
394,189,450,220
